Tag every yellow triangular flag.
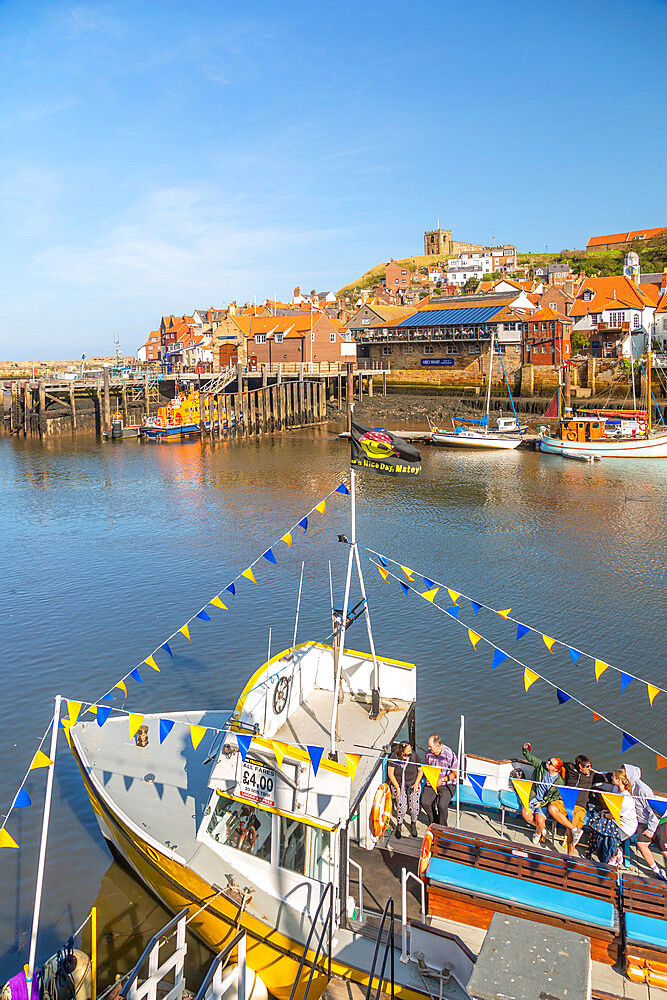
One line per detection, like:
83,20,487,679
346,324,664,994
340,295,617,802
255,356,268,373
67,700,82,726
422,765,440,793
144,654,160,670
344,753,362,780
281,532,292,547
30,751,53,770
601,791,624,829
401,565,414,580
241,567,257,585
60,719,73,747
422,587,439,603
378,566,388,581
272,742,285,770
511,777,533,811
129,714,144,739
543,635,556,652
524,668,539,692
190,725,207,750
0,828,19,849
594,659,609,681
648,684,660,706
209,596,227,610
115,681,127,697
448,589,460,604
179,625,190,642
87,704,97,716
315,500,326,514
498,608,512,619
468,629,481,649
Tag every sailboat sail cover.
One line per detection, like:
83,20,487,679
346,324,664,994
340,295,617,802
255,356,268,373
351,419,421,475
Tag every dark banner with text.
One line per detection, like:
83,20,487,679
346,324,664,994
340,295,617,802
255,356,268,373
350,419,421,476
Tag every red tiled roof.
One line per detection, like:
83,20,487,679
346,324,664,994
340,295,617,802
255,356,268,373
587,226,667,249
570,275,657,317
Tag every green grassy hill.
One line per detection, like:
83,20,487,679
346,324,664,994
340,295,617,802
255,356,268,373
337,236,667,297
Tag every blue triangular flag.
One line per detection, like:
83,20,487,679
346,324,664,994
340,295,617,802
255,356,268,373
620,672,634,694
159,719,175,744
556,688,571,705
516,623,531,640
13,787,31,808
130,668,143,684
226,582,236,596
445,606,460,619
471,601,482,615
196,609,211,621
467,773,487,803
97,705,112,727
336,482,350,495
423,577,437,590
263,548,277,564
568,647,583,664
621,732,638,753
400,582,410,596
306,745,324,775
236,734,252,761
299,517,308,532
558,785,580,822
377,554,388,567
648,798,667,818
491,648,508,671
162,641,174,658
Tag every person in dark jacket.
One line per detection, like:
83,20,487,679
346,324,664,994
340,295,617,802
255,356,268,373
557,754,607,856
387,741,423,839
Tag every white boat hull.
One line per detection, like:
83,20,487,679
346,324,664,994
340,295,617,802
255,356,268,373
539,432,667,458
432,431,521,450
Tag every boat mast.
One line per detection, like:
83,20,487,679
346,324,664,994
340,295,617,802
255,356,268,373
647,341,652,434
484,327,495,430
27,695,62,995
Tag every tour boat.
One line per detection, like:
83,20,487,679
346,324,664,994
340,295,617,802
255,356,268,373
538,416,667,459
66,472,667,999
429,330,523,450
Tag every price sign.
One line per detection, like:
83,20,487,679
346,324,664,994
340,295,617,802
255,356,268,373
239,760,275,807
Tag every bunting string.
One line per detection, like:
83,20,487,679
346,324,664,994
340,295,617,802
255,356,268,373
84,479,351,715
366,555,667,770
0,721,55,849
364,547,666,703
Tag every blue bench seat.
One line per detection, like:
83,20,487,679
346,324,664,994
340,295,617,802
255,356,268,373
624,912,667,950
426,856,616,930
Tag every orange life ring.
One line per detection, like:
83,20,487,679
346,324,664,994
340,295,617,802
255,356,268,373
565,430,577,441
239,824,257,853
370,783,391,837
419,829,433,877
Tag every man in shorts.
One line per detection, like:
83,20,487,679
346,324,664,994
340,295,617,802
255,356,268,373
557,754,607,856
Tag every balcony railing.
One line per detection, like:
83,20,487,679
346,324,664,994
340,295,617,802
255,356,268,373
354,329,493,343
597,322,630,333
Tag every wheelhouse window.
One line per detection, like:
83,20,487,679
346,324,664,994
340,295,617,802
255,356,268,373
279,817,331,879
207,797,272,862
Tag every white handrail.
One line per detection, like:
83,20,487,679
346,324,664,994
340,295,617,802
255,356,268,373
400,867,426,964
348,858,364,922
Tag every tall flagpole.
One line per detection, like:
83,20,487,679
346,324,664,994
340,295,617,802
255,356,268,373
27,694,62,994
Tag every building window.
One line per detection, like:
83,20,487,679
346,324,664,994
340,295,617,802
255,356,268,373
275,333,283,343
549,302,557,310
361,318,370,325
423,344,434,354
255,334,266,344
446,343,455,355
633,313,640,328
330,332,336,342
382,346,392,356
311,332,315,341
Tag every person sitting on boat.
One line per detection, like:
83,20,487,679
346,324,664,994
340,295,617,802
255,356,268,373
520,743,564,846
387,741,423,840
584,768,638,866
621,764,667,882
422,733,458,827
558,754,607,856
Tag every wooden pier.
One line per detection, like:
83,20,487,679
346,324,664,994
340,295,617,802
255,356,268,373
0,362,389,439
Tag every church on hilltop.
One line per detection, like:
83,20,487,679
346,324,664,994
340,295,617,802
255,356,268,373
423,226,486,257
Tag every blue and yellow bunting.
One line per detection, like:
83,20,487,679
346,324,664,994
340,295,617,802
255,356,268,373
159,719,175,744
236,734,252,761
263,548,277,564
491,648,508,671
307,745,324,775
467,773,487,803
558,785,580,821
13,788,31,809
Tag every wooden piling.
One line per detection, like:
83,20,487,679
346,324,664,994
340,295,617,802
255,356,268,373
249,390,257,435
358,373,363,401
94,386,102,435
261,363,268,388
236,362,243,394
103,367,111,433
198,390,206,435
225,394,233,438
368,375,373,398
270,385,277,432
121,384,128,424
259,388,267,434
69,386,77,435
338,374,342,408
241,392,249,437
23,381,30,435
382,371,387,397
276,364,282,386
144,374,150,420
299,380,305,426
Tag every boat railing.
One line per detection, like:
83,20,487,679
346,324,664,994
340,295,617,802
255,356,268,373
121,908,188,1000
195,929,247,1000
287,881,334,1000
349,858,365,922
400,869,425,964
365,897,395,1000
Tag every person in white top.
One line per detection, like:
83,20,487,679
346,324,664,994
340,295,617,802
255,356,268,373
609,769,638,866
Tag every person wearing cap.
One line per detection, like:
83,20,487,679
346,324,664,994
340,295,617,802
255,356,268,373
521,743,564,846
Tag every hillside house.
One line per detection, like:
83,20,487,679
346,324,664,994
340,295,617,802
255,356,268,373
523,307,572,365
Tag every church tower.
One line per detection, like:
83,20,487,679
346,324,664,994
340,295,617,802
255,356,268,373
623,250,640,283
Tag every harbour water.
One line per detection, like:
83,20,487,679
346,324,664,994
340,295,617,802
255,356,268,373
1,427,666,980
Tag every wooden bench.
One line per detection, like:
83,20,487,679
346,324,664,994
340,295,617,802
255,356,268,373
424,825,620,965
620,872,667,985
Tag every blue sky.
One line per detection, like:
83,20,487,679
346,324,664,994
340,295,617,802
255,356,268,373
1,0,666,359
